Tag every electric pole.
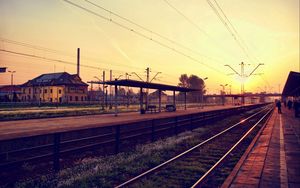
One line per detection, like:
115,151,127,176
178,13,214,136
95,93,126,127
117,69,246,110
102,71,105,110
110,70,112,109
77,48,80,76
8,70,16,101
225,62,264,105
145,67,150,109
240,62,245,95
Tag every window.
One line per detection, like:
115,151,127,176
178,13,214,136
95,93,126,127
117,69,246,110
81,96,83,101
29,88,31,94
59,89,62,94
50,98,52,102
50,89,53,94
44,89,47,93
70,96,72,101
75,96,78,101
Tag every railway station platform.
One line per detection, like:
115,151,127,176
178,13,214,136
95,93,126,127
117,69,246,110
0,105,247,141
223,107,300,188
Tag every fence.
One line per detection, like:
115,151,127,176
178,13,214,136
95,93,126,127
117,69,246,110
0,104,267,172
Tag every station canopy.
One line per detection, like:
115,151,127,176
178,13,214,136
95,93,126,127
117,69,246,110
282,71,300,96
91,79,199,92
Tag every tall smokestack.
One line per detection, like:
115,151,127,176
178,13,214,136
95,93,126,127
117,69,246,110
77,48,80,76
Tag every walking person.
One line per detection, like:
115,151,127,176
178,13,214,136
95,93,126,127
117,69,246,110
287,100,292,110
276,100,282,114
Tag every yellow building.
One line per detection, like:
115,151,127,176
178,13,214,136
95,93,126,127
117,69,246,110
21,72,88,103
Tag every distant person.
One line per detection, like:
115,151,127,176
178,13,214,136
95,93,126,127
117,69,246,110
276,100,282,114
287,100,293,110
294,100,299,118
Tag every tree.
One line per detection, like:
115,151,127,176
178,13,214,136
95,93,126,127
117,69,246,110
178,74,189,88
178,74,206,102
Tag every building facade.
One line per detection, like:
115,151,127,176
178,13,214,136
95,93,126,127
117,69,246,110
0,85,22,102
21,72,88,103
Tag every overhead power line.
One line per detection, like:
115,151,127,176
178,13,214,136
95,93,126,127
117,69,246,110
0,48,182,84
0,37,148,72
0,37,75,58
0,38,185,83
163,0,209,36
163,0,239,61
0,48,127,73
63,0,225,74
85,0,225,64
207,0,260,64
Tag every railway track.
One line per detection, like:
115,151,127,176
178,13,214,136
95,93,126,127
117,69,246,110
115,105,273,188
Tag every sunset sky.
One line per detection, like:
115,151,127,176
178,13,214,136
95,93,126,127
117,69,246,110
0,0,299,94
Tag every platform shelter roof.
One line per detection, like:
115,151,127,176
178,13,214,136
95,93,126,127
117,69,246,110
90,79,199,92
282,71,300,96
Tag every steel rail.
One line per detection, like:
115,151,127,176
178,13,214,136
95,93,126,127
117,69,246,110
191,107,273,187
115,106,270,188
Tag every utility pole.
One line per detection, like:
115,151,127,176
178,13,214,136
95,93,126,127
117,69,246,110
8,70,16,86
125,73,131,108
110,70,112,109
201,77,208,108
77,48,80,76
102,71,105,110
220,84,228,106
225,62,263,105
8,70,16,101
240,62,245,95
145,67,150,109
146,67,150,83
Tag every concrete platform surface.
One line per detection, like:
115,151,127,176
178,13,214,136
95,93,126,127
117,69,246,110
0,105,239,141
223,107,300,188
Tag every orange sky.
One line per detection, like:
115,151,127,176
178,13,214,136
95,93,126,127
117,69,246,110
0,0,299,94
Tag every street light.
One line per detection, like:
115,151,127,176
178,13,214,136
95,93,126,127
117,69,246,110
220,84,228,106
201,77,208,108
125,73,131,80
8,70,16,86
220,84,228,93
8,70,16,101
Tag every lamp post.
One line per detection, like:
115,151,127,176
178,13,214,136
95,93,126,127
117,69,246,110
8,70,16,101
220,84,228,106
8,70,16,86
104,85,108,108
201,77,208,108
125,73,131,108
